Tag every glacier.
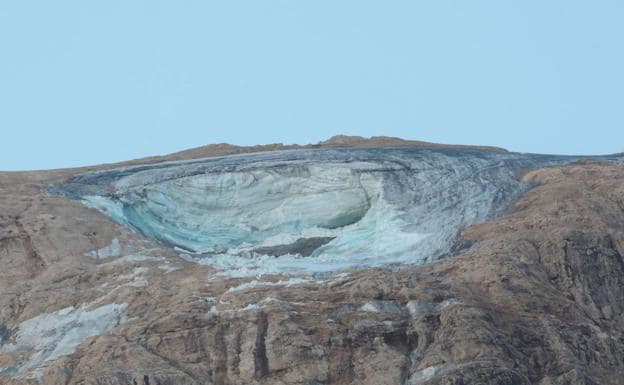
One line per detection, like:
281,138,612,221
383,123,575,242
52,147,624,276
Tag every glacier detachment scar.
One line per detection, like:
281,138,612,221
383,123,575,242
51,148,621,276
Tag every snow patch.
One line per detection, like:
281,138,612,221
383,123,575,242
0,302,130,376
408,365,439,384
406,298,460,317
359,300,403,314
108,254,164,265
158,263,180,273
226,277,321,293
85,238,123,259
209,297,291,315
115,267,149,288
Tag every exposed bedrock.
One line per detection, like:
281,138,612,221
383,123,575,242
3,145,624,384
42,163,624,385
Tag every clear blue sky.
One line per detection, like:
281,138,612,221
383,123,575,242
1,1,623,170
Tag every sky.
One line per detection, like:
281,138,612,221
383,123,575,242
1,1,623,170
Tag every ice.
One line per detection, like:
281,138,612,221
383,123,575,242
409,365,439,384
85,237,123,259
360,300,403,314
53,147,616,276
405,298,460,317
115,266,149,287
226,277,321,293
83,164,381,255
0,302,130,376
158,263,180,273
106,254,164,265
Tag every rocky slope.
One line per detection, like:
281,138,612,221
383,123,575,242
1,138,624,385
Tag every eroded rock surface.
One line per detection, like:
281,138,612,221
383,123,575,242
1,139,624,385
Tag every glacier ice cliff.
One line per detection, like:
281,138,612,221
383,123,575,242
52,148,623,276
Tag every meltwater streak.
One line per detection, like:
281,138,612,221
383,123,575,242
52,148,624,276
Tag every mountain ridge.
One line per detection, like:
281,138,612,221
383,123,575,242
1,138,623,385
1,135,506,174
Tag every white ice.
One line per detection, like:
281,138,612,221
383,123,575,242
0,302,130,376
85,238,123,259
62,148,585,276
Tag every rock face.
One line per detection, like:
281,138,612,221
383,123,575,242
1,138,624,385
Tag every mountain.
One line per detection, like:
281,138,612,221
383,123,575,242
1,137,623,385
